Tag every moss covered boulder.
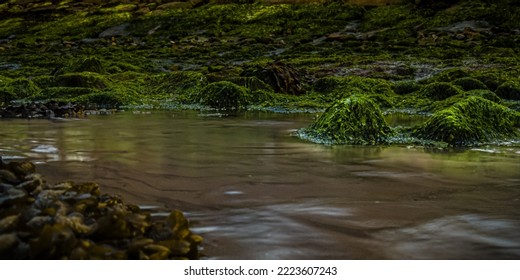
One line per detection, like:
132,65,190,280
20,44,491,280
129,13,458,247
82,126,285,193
413,96,520,146
301,94,391,144
197,81,251,110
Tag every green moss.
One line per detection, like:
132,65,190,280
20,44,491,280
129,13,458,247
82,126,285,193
412,96,520,146
56,72,109,89
313,76,396,107
0,77,41,101
430,68,470,83
302,94,391,145
419,82,463,101
392,80,421,95
146,71,208,98
496,80,520,100
426,89,501,112
196,81,251,110
36,87,94,100
73,57,106,74
452,77,488,91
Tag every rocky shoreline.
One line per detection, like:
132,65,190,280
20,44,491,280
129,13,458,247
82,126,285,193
0,157,202,259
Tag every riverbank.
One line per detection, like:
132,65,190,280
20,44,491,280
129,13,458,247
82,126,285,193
1,0,519,146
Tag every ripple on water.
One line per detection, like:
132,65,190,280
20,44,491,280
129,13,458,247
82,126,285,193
375,214,520,259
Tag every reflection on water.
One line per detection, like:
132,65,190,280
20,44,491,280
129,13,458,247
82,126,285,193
1,111,520,259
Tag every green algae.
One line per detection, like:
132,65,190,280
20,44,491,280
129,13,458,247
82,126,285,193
56,72,109,89
452,77,488,91
0,78,41,100
196,81,251,110
419,82,464,101
412,96,520,146
300,94,391,145
496,79,520,100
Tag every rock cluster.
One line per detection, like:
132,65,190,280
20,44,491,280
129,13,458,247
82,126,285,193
0,157,202,259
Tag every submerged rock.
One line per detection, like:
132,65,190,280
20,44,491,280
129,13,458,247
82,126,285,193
412,96,520,146
300,94,391,144
0,157,202,260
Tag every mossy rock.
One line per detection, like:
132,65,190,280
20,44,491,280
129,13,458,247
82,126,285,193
452,77,488,91
313,76,396,107
37,87,94,100
393,80,421,95
147,71,208,97
197,81,251,110
412,96,520,146
419,82,463,101
496,80,520,100
313,76,345,94
32,75,56,88
303,95,391,145
430,68,469,83
4,78,41,99
56,72,109,89
471,72,507,91
426,89,502,112
73,57,106,74
0,75,15,102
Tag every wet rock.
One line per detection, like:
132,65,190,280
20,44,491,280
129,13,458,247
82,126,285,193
0,158,202,259
99,23,131,39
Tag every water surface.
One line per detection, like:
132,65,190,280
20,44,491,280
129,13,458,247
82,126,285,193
1,110,520,259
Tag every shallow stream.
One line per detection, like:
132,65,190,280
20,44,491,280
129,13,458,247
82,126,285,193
1,110,520,259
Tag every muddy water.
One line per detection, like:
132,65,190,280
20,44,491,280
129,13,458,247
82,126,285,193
1,110,520,259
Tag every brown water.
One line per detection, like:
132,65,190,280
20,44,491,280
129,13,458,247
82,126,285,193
2,110,520,259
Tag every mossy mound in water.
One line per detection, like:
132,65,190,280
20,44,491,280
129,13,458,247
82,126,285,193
413,96,520,146
197,81,250,110
302,95,391,144
0,158,201,260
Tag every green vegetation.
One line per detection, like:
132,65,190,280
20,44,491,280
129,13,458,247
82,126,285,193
300,95,391,145
412,96,520,146
0,0,518,146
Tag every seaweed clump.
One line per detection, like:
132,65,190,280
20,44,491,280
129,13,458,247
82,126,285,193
0,158,202,260
197,81,251,110
300,95,391,145
413,96,520,146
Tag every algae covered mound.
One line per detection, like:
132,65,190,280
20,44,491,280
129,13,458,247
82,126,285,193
197,81,251,110
300,94,391,144
413,96,520,146
0,157,202,260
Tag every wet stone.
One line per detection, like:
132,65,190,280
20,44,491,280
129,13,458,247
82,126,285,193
0,157,201,259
